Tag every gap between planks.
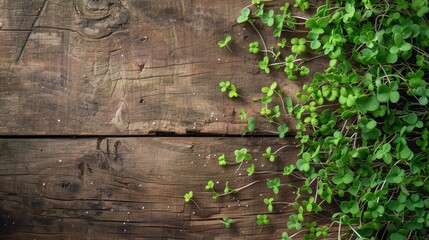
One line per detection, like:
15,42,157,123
0,134,294,139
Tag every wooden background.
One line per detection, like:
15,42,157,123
0,0,328,239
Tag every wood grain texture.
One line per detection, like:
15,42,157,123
0,137,337,239
0,0,326,135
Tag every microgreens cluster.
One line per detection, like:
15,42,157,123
187,0,429,239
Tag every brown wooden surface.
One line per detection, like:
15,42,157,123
0,137,325,239
0,1,332,239
0,0,321,136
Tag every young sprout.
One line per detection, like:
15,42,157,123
218,35,233,53
267,178,280,194
247,164,255,176
218,154,227,166
239,108,247,120
256,214,270,225
184,191,201,209
249,41,260,54
219,81,239,98
205,180,218,199
184,191,193,202
221,217,233,229
262,147,276,162
264,198,274,212
234,148,252,163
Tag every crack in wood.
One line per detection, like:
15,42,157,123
15,0,48,64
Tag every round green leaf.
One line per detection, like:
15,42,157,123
377,85,390,103
388,91,399,103
386,53,398,64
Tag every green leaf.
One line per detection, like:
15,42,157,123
206,180,215,190
239,108,247,120
237,7,250,23
386,53,398,63
267,178,280,194
259,56,270,74
340,200,359,215
218,35,232,48
248,117,255,132
300,66,310,76
247,164,255,176
310,40,321,49
390,91,400,103
278,123,289,138
394,33,403,45
224,181,230,193
283,164,295,175
218,154,227,166
222,217,233,229
297,159,310,172
389,233,407,240
235,148,252,163
356,96,380,113
184,191,193,202
257,214,270,225
377,85,390,103
249,41,260,54
386,166,405,183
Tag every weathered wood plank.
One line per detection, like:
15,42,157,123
0,137,333,239
0,0,323,135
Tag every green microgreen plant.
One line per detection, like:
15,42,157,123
183,191,201,209
262,147,275,162
207,1,429,239
205,180,218,200
218,154,227,166
221,217,233,229
249,41,260,54
264,197,274,212
234,148,252,163
219,81,239,98
184,191,193,202
218,35,232,52
256,214,270,225
266,178,280,195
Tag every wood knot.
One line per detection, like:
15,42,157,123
73,0,130,39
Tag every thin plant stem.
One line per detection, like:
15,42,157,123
248,21,268,57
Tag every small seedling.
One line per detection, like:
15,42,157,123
239,108,247,120
184,191,201,209
234,148,252,163
267,178,280,194
218,35,233,53
290,38,307,55
218,154,227,166
224,181,230,194
219,81,239,98
277,123,289,138
264,198,274,212
249,41,260,54
283,164,295,175
247,117,255,132
258,56,270,74
205,180,218,199
262,147,275,162
261,82,277,97
184,191,193,202
237,7,250,23
247,164,255,176
256,214,270,225
221,217,233,228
